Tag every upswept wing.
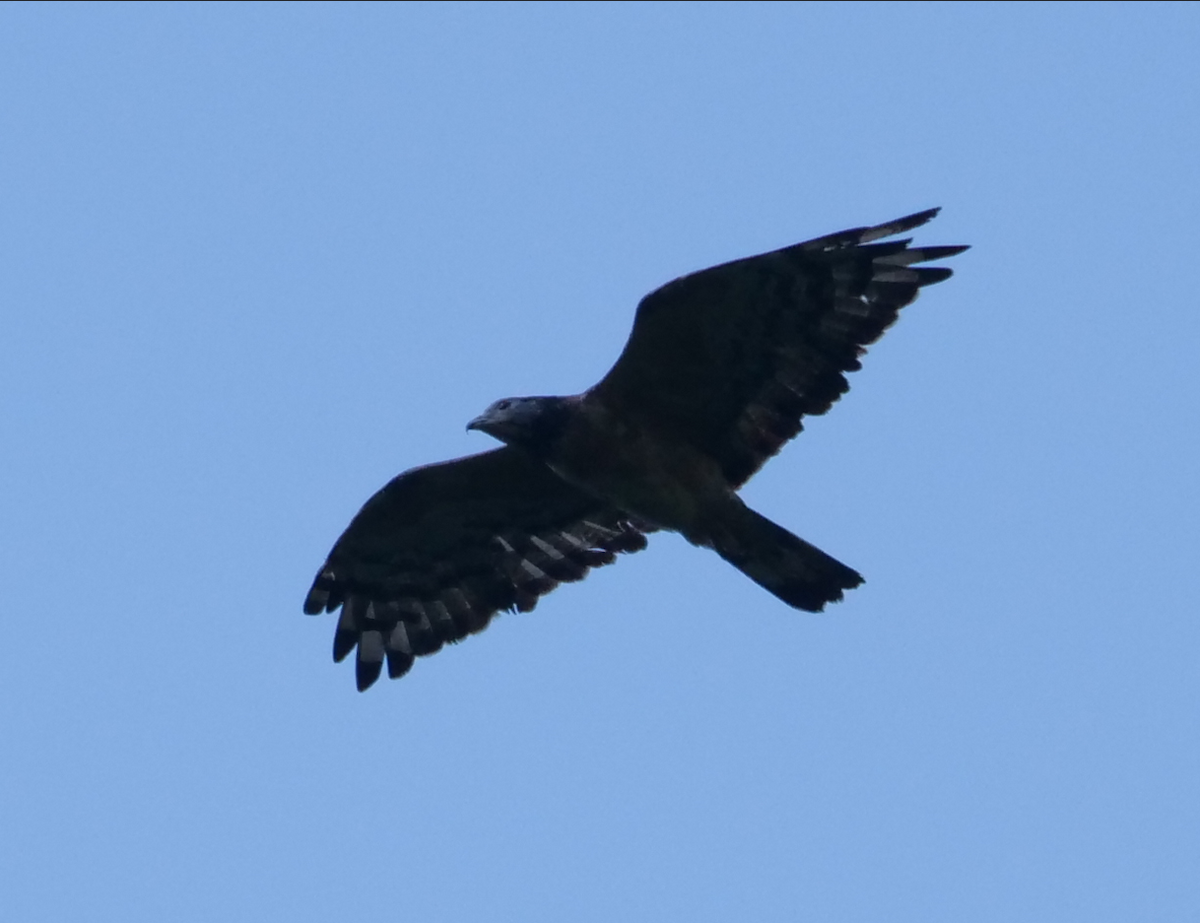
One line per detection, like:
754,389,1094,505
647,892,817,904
304,447,651,690
591,208,969,487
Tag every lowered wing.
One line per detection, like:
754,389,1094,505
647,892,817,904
304,447,652,690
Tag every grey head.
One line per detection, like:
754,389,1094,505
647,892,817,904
466,395,573,457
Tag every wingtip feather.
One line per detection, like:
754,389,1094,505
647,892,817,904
355,631,385,691
859,207,942,243
303,583,328,615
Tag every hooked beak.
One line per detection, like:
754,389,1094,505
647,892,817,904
465,412,489,433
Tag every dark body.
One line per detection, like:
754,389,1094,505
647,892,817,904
305,209,968,690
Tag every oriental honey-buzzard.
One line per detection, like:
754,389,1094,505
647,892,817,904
304,208,968,690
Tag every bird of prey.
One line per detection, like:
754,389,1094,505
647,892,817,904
305,208,968,690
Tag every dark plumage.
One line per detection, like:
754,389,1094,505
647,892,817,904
305,208,968,690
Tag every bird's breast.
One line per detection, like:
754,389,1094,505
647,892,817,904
546,404,727,534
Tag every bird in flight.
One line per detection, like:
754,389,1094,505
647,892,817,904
305,208,968,690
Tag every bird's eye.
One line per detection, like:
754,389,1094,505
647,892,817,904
497,400,511,410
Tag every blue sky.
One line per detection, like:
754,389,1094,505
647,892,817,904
2,3,1198,921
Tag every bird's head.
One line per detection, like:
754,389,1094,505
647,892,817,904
467,396,572,456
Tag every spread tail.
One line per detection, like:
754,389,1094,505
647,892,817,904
707,501,863,611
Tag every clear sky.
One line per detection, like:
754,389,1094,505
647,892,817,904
2,4,1198,921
